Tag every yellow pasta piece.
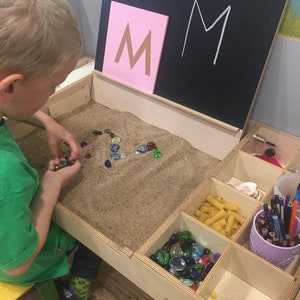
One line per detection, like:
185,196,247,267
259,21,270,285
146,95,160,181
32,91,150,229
198,214,209,222
201,206,218,213
211,218,226,227
206,195,224,210
225,215,235,235
215,195,225,203
195,211,209,221
228,211,245,224
208,209,220,216
204,209,226,226
231,219,240,233
211,223,223,233
223,202,239,211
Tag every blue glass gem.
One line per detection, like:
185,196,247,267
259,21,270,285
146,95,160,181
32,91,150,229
181,278,194,287
136,144,148,153
189,270,201,281
169,256,186,271
80,141,88,148
110,143,120,153
104,128,111,133
184,257,195,265
111,153,120,161
169,234,180,244
192,243,204,257
168,267,178,277
104,160,112,168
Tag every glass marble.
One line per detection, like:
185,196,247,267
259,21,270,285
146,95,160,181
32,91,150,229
178,231,192,241
153,149,162,158
104,160,112,168
155,250,169,266
149,231,218,290
183,257,195,265
181,279,194,286
120,152,126,159
110,143,120,152
112,136,121,144
80,141,88,148
189,270,201,281
168,267,178,277
111,153,120,161
203,248,210,255
191,243,204,257
92,130,102,135
136,144,148,153
169,234,180,244
170,243,183,257
199,255,211,266
169,256,186,271
147,142,157,151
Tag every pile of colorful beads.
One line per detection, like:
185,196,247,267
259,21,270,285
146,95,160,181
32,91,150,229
149,230,220,291
79,128,162,168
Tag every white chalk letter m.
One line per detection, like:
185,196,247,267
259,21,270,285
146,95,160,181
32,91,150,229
181,0,231,65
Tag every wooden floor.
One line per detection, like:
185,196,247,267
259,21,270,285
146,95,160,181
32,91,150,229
21,261,153,300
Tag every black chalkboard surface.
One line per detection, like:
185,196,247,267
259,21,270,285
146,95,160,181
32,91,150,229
95,0,287,129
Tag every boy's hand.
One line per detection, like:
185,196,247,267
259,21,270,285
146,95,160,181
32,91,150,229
43,159,82,187
45,120,82,167
26,110,82,167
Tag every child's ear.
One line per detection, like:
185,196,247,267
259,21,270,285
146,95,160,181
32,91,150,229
0,74,23,102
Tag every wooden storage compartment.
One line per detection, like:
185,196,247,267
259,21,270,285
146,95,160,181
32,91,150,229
139,212,230,298
182,177,259,241
241,125,300,169
11,60,300,299
197,244,295,300
214,150,284,201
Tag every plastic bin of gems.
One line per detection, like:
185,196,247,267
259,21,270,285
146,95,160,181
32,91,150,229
138,124,300,300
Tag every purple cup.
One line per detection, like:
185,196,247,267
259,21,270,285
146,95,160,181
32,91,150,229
250,209,300,270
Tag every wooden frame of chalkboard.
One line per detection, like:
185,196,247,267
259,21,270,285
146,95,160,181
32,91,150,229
95,0,287,131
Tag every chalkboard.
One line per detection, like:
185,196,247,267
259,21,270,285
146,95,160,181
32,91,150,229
95,0,287,129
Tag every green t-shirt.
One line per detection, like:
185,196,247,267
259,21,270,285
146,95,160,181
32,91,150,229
0,120,76,285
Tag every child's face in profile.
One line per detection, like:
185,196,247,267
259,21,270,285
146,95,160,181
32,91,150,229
4,55,78,121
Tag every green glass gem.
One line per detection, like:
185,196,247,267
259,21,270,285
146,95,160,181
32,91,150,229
155,249,169,266
153,149,162,158
178,231,192,241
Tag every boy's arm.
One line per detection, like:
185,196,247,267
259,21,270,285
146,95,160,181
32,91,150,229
3,160,81,276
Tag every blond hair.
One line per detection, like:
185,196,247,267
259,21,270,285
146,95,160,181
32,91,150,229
0,0,82,79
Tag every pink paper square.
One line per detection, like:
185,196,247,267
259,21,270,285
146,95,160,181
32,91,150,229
102,1,169,93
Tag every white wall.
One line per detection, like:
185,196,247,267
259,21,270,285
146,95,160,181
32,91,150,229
252,35,300,137
68,0,300,138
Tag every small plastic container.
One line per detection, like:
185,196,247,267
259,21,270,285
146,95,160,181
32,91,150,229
274,173,300,217
250,209,300,270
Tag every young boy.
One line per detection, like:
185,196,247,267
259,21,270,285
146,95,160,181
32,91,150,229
0,1,101,299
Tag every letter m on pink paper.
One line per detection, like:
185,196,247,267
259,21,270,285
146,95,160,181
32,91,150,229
102,1,169,94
